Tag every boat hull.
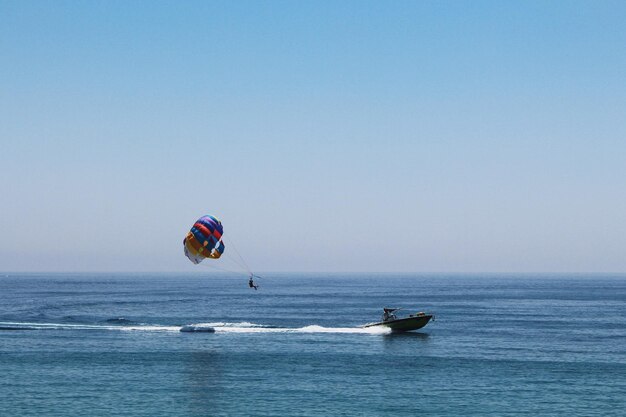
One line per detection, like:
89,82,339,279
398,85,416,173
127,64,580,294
363,314,432,332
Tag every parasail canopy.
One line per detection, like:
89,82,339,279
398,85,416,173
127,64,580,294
183,215,225,264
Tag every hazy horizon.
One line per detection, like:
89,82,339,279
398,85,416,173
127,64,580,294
2,1,625,273
4,271,626,278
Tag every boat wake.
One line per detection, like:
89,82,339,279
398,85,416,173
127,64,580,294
0,321,180,332
185,322,391,334
0,321,391,335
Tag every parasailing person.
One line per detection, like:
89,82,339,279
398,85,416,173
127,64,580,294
248,275,258,290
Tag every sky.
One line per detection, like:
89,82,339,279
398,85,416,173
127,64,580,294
1,0,625,273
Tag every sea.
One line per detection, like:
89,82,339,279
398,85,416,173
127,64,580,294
1,273,625,416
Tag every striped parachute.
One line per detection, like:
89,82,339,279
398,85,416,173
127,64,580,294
183,215,225,264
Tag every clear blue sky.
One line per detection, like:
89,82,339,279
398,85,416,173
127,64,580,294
1,0,625,273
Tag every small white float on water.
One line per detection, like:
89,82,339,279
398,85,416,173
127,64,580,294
180,325,216,333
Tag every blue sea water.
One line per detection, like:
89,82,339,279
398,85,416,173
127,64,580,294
1,273,625,416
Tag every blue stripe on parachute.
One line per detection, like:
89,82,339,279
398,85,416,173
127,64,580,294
191,227,218,248
215,240,225,254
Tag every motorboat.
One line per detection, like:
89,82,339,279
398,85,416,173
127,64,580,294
362,308,433,332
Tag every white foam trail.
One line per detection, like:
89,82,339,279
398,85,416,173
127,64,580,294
188,322,391,334
1,321,392,335
0,321,180,332
118,325,181,332
297,325,391,334
195,322,271,328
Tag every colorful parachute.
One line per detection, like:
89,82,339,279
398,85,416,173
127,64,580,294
183,215,225,264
